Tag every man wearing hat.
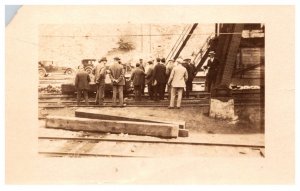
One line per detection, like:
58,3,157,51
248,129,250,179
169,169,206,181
166,59,175,100
138,58,145,95
145,60,155,100
167,58,188,109
93,57,107,105
138,58,145,71
161,58,166,66
152,57,167,101
75,66,91,106
109,57,125,107
183,58,196,98
204,51,220,92
130,63,146,101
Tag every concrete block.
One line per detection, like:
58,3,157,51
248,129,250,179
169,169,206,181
45,115,179,138
209,98,238,120
75,108,186,129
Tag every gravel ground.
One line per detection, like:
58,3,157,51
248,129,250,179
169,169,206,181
39,105,264,134
39,105,264,146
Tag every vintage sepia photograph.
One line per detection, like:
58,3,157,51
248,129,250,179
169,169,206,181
5,5,295,184
38,23,265,157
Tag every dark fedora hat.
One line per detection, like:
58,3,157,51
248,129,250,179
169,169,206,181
100,57,107,62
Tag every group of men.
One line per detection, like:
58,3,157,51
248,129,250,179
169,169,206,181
75,56,131,107
129,57,198,108
75,51,220,108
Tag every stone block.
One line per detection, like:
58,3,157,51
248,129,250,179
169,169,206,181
209,98,238,120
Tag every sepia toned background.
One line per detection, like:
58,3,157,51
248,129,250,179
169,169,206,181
5,5,294,184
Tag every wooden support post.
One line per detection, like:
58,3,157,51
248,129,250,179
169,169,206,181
174,23,198,60
219,24,244,87
45,116,179,138
208,24,244,120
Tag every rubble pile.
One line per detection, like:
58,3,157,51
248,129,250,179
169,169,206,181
38,84,61,94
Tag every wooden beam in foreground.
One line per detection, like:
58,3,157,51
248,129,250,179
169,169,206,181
45,116,179,138
75,108,186,129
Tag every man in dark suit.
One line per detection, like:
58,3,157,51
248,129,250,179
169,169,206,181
130,63,145,101
138,58,145,71
161,58,166,66
183,58,196,98
138,58,145,95
75,66,91,105
92,57,107,105
109,57,125,107
145,61,155,100
152,58,167,101
204,51,220,92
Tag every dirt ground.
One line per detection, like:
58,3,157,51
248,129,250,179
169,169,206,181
39,104,264,147
38,104,264,160
40,105,264,134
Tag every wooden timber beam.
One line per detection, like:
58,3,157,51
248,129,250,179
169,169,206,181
75,108,186,129
173,23,198,60
45,116,179,138
218,24,244,87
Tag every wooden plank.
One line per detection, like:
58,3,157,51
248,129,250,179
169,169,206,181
45,116,179,138
61,83,98,94
75,108,186,129
178,129,189,137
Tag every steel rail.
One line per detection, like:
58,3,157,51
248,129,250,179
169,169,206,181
38,136,265,148
38,151,147,158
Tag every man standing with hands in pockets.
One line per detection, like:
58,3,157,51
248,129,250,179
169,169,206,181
109,57,125,107
167,58,188,109
93,57,107,105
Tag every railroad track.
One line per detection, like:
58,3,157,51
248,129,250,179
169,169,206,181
38,89,264,108
38,98,210,109
38,136,265,158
